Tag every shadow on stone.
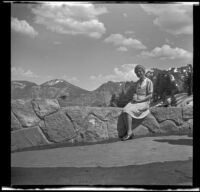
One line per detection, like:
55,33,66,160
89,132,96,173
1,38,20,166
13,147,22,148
153,138,193,146
11,137,121,153
117,112,126,138
117,112,145,138
11,160,192,185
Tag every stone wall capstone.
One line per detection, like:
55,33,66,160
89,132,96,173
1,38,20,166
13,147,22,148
31,98,60,119
150,107,183,126
182,107,193,120
11,126,52,151
11,112,22,131
11,99,193,152
11,99,40,127
41,110,77,143
159,120,179,133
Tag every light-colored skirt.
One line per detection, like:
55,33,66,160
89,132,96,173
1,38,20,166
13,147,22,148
123,101,150,119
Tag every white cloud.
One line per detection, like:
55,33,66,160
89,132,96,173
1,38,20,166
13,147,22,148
125,30,135,35
165,38,174,45
61,75,79,83
44,75,54,80
53,41,61,45
117,46,128,52
11,67,38,78
123,13,128,17
140,4,193,35
140,44,193,60
31,2,107,38
89,64,140,83
104,34,146,50
11,17,38,37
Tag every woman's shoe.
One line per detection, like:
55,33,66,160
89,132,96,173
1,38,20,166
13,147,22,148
122,134,134,141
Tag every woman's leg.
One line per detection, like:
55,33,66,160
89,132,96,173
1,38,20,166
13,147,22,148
126,113,133,135
122,112,133,140
122,112,128,137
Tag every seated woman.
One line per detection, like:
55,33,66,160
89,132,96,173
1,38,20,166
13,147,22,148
122,64,153,141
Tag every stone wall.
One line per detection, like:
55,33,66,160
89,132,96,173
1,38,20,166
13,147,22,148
11,99,193,152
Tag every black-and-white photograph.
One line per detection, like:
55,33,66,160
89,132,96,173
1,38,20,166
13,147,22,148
9,1,196,189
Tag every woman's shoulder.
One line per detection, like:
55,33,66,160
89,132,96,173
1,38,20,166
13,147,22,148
135,79,140,85
145,77,153,84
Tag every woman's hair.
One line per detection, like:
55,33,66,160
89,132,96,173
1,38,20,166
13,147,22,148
134,64,146,73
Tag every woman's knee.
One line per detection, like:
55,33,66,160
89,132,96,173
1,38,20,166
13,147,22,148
122,108,127,113
122,112,131,120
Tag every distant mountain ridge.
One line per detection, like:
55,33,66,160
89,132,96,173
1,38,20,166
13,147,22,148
11,79,90,100
11,65,193,107
11,81,38,100
59,81,136,107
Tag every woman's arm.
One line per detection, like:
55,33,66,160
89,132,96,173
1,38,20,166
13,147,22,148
133,78,153,103
131,78,153,103
133,94,152,103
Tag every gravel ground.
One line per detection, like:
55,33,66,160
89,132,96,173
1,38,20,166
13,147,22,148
11,160,192,186
11,135,193,186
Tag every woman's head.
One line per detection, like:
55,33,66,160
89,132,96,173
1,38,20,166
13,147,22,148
135,65,146,79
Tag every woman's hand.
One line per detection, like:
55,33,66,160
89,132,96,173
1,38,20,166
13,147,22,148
132,94,139,103
132,94,137,101
132,94,153,104
132,98,141,103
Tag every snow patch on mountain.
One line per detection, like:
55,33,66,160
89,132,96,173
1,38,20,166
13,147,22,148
43,79,65,86
174,68,178,73
12,82,26,89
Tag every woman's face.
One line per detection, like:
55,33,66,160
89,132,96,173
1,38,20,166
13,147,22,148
135,68,145,79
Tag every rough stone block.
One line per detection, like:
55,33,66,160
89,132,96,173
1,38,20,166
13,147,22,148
82,113,109,142
180,119,193,132
151,107,183,125
188,119,193,130
141,113,161,133
31,98,60,118
182,107,193,120
11,112,22,131
160,120,179,133
63,107,121,140
11,99,40,127
42,110,76,143
63,107,86,131
133,125,150,136
11,126,51,151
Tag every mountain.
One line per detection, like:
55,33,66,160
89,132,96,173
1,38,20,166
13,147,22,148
93,81,136,107
39,79,90,99
11,81,38,100
11,65,193,107
58,81,136,107
11,79,136,107
11,79,90,100
146,65,192,100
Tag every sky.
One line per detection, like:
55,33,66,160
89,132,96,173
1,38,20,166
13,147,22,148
11,2,196,91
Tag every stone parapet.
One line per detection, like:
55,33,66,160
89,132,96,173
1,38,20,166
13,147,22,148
11,99,193,152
